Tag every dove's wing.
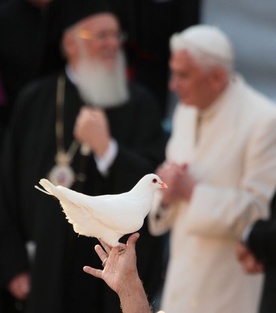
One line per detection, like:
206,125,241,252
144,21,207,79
60,188,145,234
55,196,128,246
38,181,146,235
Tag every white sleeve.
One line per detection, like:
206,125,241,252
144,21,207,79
148,191,182,236
94,139,118,176
185,115,276,239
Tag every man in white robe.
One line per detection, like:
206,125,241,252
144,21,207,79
149,25,276,313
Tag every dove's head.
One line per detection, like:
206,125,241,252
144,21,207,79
138,174,168,192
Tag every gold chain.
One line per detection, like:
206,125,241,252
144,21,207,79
55,75,79,165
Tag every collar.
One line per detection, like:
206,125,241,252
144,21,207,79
65,64,77,85
197,96,222,121
197,74,239,120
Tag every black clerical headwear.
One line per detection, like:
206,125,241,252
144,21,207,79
60,0,113,32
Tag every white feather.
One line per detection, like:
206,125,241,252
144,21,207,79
35,173,167,246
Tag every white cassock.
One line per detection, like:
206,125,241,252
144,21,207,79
149,75,276,313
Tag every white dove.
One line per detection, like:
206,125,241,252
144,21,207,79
35,173,167,246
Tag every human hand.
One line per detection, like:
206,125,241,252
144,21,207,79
7,272,30,300
83,233,140,295
156,162,196,205
74,107,111,157
236,242,264,274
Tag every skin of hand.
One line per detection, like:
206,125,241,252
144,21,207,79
8,272,31,300
236,242,264,274
83,233,140,294
156,161,196,205
74,107,111,157
83,233,152,313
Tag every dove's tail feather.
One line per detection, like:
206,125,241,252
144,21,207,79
35,178,57,196
34,185,52,195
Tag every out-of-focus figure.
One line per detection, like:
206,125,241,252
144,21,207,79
0,1,167,312
149,24,276,313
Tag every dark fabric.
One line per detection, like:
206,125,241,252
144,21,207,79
247,193,276,313
0,169,29,289
247,194,276,265
59,0,112,32
259,266,276,313
0,161,29,312
111,0,201,116
0,0,65,129
0,71,167,313
0,289,25,313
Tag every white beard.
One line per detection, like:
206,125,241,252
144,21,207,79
74,52,129,108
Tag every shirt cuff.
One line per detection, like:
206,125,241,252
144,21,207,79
241,224,254,244
94,139,118,176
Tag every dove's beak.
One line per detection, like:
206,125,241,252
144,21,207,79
160,182,168,189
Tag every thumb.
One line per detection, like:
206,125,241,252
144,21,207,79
127,233,140,247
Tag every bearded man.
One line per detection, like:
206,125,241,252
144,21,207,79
0,1,167,313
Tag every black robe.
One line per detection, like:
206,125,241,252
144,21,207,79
247,193,276,313
110,0,201,116
0,71,167,313
0,0,65,129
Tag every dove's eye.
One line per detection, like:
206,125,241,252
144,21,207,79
152,178,157,183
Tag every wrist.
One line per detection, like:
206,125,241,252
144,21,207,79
118,277,151,313
117,276,142,298
91,142,108,157
183,181,196,201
